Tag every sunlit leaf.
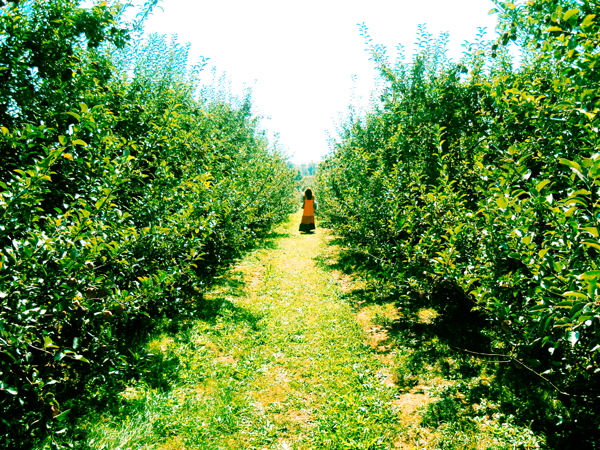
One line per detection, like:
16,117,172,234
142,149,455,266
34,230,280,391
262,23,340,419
496,196,508,209
562,9,579,21
581,14,596,30
536,179,551,192
583,241,600,251
581,227,599,238
559,158,582,172
578,270,600,280
65,111,81,122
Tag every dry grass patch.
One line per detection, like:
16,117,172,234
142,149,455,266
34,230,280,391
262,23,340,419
215,355,236,365
119,385,145,402
287,409,311,424
156,436,186,450
416,307,439,324
393,428,441,450
392,389,436,425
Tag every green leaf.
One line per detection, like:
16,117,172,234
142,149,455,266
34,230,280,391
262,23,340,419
65,111,81,122
539,313,553,334
554,100,573,110
43,336,58,349
546,26,563,32
488,8,498,14
562,9,579,21
536,179,551,192
556,300,574,307
496,196,508,209
564,291,588,300
54,409,71,421
581,14,596,30
79,103,89,113
1,126,8,135
583,241,600,251
578,270,600,280
571,189,591,196
539,248,549,258
563,197,587,206
559,158,582,173
582,227,599,238
73,139,87,146
511,189,526,198
6,387,18,395
570,302,587,319
590,162,600,179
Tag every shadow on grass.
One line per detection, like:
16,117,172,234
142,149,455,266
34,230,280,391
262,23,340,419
317,237,600,450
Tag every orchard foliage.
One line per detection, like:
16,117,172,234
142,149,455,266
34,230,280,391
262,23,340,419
318,0,600,411
0,0,295,445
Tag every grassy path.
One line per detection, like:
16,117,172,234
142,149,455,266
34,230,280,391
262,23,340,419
76,211,545,450
82,211,406,449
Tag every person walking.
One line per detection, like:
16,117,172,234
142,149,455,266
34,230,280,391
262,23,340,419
299,188,317,233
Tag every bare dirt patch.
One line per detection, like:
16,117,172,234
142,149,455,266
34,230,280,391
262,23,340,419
215,356,236,365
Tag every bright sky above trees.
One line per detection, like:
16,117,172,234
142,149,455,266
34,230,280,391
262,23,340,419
139,0,500,163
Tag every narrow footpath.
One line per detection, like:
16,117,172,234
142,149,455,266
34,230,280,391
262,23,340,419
82,211,411,449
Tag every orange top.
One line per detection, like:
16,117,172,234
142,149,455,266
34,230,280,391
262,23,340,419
303,198,314,216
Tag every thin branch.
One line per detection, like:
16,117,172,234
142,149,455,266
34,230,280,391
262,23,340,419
455,347,512,359
453,346,600,400
28,344,53,355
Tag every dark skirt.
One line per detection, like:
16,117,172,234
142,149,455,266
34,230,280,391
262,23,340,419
299,215,315,232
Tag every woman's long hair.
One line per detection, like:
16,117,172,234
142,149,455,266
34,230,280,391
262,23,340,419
304,188,313,200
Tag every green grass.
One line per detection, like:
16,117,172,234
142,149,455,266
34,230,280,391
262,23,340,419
40,211,547,449
46,212,402,449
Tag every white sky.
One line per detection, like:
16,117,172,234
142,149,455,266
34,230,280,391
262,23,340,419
137,0,500,163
